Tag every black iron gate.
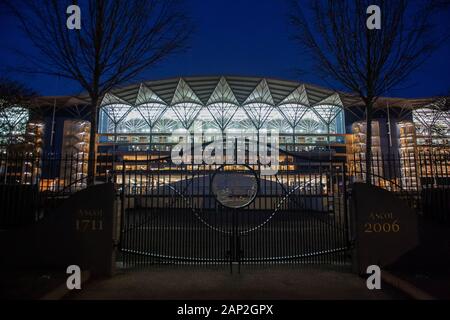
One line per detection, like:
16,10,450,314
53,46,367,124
117,151,352,269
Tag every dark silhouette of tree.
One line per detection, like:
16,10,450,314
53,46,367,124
431,0,450,8
288,0,442,184
0,78,36,107
8,0,192,183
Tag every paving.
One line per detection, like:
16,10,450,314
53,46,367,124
65,266,405,300
386,217,450,299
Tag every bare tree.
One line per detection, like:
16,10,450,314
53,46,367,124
8,0,192,183
430,0,450,8
0,78,36,107
289,0,442,184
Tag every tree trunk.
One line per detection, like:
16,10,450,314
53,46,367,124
87,96,99,185
292,127,296,152
149,127,154,153
257,128,260,166
221,128,225,164
327,124,331,160
113,124,117,173
365,100,373,184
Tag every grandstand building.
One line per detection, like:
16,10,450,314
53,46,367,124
1,76,449,187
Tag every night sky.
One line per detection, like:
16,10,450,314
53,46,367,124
0,0,449,98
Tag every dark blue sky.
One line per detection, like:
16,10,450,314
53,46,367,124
1,0,450,98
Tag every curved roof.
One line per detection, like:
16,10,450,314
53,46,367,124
33,75,449,112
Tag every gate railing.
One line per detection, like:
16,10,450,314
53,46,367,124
115,151,352,269
0,152,112,228
348,151,450,223
1,150,448,258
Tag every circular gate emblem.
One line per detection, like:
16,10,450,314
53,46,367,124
211,165,259,209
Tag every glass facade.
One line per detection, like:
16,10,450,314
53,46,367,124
98,77,346,148
0,106,29,146
411,98,449,151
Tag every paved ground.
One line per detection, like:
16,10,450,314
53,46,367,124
387,217,450,299
0,267,67,300
65,266,405,300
